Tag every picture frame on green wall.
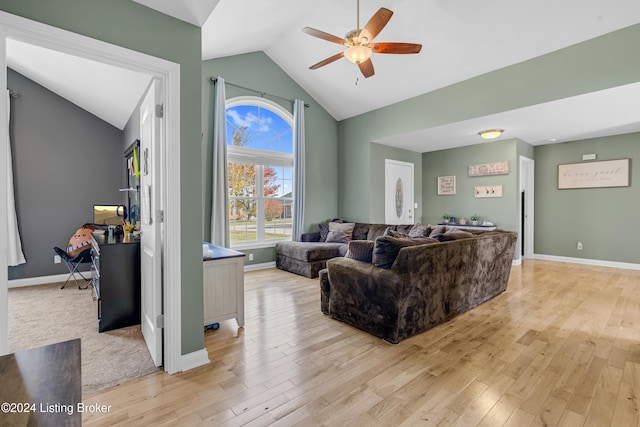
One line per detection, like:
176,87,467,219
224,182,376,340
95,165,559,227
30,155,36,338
558,158,630,189
437,176,456,195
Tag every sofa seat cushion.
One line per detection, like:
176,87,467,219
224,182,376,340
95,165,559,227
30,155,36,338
276,241,346,262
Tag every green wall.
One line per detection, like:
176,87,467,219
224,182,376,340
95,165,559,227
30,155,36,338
422,139,520,232
1,0,204,355
369,143,423,224
201,52,339,265
337,23,640,223
534,133,640,263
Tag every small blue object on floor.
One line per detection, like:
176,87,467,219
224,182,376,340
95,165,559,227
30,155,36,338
205,323,220,330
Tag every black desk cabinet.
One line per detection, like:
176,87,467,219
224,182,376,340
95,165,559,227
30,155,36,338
91,233,141,332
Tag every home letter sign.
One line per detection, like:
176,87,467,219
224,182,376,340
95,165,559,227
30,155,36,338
468,161,509,177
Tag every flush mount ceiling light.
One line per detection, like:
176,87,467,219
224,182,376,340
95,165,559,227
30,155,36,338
478,129,504,140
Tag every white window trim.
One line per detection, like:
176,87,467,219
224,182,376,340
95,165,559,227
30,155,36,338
226,96,294,248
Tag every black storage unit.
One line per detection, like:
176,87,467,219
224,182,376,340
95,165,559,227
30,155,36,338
91,233,141,332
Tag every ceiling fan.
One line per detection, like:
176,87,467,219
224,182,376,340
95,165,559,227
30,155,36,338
302,0,422,78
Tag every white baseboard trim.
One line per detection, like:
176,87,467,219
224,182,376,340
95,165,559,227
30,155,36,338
533,254,640,271
180,348,210,372
512,259,522,267
244,261,276,272
8,273,88,289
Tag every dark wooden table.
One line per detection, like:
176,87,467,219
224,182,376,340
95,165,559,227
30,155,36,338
0,339,81,426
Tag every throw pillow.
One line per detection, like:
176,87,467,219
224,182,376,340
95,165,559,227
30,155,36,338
429,225,447,238
346,240,375,263
319,218,344,242
408,224,431,238
383,227,410,238
443,228,474,240
326,222,355,243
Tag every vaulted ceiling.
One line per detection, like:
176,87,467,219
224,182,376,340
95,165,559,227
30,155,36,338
8,1,640,151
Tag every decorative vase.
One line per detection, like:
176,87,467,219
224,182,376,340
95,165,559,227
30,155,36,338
472,220,478,226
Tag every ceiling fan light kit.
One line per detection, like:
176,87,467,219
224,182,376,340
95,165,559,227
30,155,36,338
303,0,422,78
479,129,504,140
345,45,372,64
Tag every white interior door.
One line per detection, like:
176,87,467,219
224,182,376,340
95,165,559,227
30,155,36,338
140,79,163,366
385,159,414,225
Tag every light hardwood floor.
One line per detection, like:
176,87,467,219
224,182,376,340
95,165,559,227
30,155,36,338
83,260,640,426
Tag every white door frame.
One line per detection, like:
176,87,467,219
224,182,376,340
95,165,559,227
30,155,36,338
519,156,535,260
0,11,183,374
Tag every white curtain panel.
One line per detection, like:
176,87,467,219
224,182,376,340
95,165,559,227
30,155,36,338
292,99,306,242
6,91,26,266
210,77,230,247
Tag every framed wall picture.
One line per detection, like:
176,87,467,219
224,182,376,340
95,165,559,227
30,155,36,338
437,176,456,195
558,158,630,189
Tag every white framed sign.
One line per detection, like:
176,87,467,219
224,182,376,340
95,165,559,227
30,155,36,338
558,159,630,189
437,176,456,195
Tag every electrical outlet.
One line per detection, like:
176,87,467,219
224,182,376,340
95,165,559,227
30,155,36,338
248,253,254,261
54,255,61,264
577,242,583,251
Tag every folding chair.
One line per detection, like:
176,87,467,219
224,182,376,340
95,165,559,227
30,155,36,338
53,246,93,289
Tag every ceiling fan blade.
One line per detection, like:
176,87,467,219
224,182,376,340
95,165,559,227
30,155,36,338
359,8,393,43
358,58,375,78
309,52,345,70
302,27,345,45
370,42,422,54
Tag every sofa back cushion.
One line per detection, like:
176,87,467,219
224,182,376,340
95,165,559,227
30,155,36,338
367,224,393,241
372,236,439,269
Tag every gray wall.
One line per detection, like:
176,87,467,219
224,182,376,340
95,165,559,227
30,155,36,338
534,133,640,263
2,0,204,355
201,52,339,266
122,98,141,218
7,68,123,280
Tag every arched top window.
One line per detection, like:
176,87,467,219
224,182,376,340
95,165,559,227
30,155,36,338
226,96,292,154
226,96,294,248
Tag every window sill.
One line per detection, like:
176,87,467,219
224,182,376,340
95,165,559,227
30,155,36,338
231,240,290,251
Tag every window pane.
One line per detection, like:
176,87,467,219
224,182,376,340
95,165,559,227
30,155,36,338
263,166,292,198
264,199,292,241
229,198,257,243
226,105,292,153
228,162,256,199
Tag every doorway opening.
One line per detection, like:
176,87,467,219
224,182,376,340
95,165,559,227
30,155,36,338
519,156,535,260
0,11,182,374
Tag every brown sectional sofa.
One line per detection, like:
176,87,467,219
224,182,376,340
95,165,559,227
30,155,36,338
319,229,518,343
275,221,421,278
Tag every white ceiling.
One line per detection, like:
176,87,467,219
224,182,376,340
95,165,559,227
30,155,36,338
7,1,640,151
7,39,152,130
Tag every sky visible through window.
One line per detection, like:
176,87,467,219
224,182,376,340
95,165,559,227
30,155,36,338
226,105,292,153
226,104,293,197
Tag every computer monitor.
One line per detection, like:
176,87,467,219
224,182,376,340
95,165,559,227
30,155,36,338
93,204,127,225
